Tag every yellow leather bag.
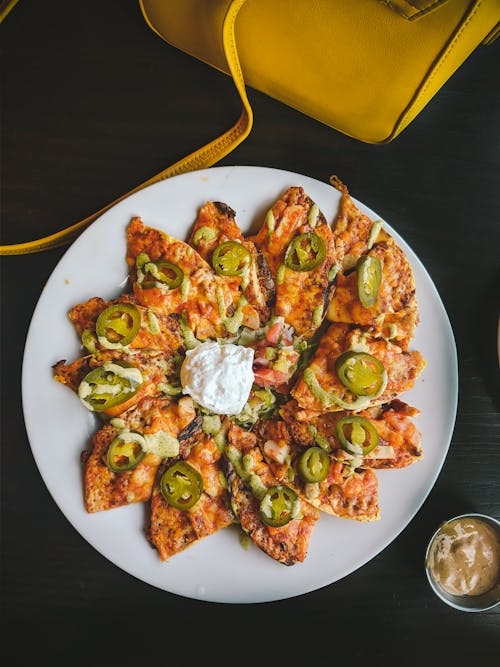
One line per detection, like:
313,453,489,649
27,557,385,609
1,0,498,254
141,0,499,144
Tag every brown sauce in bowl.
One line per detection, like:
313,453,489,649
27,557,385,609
427,517,500,596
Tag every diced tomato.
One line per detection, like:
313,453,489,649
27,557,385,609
253,367,288,388
266,321,283,345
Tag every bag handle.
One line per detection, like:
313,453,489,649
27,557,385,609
0,0,251,256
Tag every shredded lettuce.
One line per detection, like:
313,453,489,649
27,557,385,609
231,387,277,429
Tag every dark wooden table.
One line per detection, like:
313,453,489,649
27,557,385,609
2,1,499,663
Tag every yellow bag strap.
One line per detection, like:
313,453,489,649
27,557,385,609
0,0,251,256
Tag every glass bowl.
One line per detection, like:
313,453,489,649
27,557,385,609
424,513,500,612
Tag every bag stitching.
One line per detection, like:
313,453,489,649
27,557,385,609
384,0,449,19
391,0,484,138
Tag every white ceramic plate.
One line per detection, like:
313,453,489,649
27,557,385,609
22,166,458,603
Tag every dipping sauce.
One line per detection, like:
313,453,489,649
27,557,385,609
427,517,500,596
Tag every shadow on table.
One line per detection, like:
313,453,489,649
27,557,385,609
475,266,500,412
393,483,480,572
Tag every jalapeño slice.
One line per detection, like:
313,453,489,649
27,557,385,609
77,361,143,412
284,233,326,272
297,446,329,483
357,255,382,308
336,416,379,456
335,351,385,397
259,485,298,527
160,461,203,510
95,303,141,348
212,241,251,276
140,260,184,290
107,432,146,472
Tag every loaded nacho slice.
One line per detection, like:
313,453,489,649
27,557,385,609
148,417,233,561
330,177,390,272
126,216,235,340
68,295,185,355
223,423,319,565
249,186,336,339
328,178,419,348
188,201,275,327
82,395,196,513
327,237,418,349
291,323,425,413
280,398,423,470
255,419,380,521
53,348,181,418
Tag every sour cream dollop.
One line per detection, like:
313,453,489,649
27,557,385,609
180,341,255,415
